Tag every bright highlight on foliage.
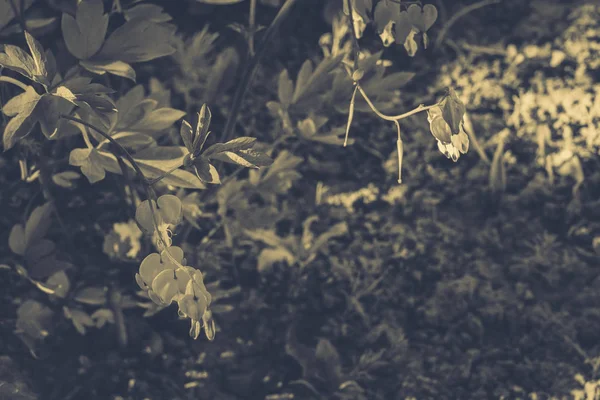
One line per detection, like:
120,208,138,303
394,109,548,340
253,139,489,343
135,196,215,341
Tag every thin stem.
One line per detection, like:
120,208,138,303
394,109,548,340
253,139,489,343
0,76,28,91
60,115,148,185
220,0,299,143
249,0,257,56
344,0,361,70
356,85,437,122
147,163,184,186
434,0,501,49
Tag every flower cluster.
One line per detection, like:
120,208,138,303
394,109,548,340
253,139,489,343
135,194,215,340
426,106,469,162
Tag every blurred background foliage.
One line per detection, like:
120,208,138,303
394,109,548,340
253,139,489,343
2,0,600,399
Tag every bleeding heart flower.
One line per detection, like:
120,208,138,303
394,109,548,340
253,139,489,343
135,194,182,248
427,106,469,162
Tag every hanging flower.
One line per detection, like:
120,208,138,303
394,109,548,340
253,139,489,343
135,194,182,249
427,106,469,162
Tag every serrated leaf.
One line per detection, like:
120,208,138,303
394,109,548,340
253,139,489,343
2,86,38,116
441,88,466,135
209,151,259,168
0,0,35,32
236,149,273,167
97,19,176,63
61,0,108,60
278,69,294,109
203,137,256,157
80,59,136,81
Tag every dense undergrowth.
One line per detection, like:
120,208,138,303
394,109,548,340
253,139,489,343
2,0,600,399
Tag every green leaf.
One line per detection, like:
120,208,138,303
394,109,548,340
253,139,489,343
16,300,54,341
440,88,466,135
52,171,80,188
292,53,344,107
0,44,35,79
61,0,108,60
124,4,172,23
2,86,41,150
257,247,295,273
24,203,53,247
74,286,106,305
192,157,220,184
116,98,157,130
24,31,50,85
105,131,156,150
63,307,95,335
293,60,313,101
35,94,75,138
180,120,194,153
278,69,294,109
79,59,136,81
97,19,176,63
128,108,186,135
0,0,35,32
193,104,211,155
9,224,26,255
203,137,256,157
69,148,107,183
244,229,288,248
46,271,70,298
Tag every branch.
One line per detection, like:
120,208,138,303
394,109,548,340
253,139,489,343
434,0,502,49
220,0,299,143
356,85,437,122
60,114,149,186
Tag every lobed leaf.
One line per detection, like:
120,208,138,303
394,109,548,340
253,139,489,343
61,0,108,60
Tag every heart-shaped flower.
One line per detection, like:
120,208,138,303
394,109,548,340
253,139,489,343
135,194,182,248
427,106,469,162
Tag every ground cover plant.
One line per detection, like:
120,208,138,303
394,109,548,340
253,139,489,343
1,0,600,399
